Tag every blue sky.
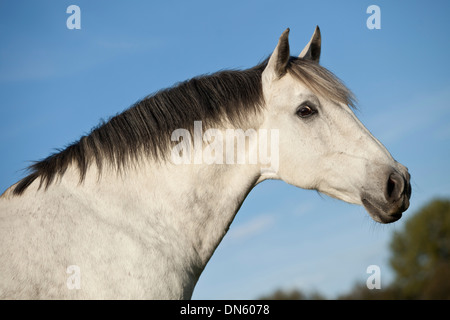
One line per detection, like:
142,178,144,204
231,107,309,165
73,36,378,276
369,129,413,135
1,1,449,299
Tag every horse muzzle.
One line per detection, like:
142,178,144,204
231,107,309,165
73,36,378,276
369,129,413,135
361,166,411,224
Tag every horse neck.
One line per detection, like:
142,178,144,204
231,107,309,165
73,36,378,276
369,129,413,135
163,162,261,263
79,156,262,274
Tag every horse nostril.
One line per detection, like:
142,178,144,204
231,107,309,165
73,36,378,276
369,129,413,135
387,177,395,198
386,172,404,202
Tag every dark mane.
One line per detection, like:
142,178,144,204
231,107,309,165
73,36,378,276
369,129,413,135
11,57,355,196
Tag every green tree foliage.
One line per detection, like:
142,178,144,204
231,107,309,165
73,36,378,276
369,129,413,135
259,288,325,300
389,198,450,299
339,198,450,299
337,282,400,300
259,198,450,300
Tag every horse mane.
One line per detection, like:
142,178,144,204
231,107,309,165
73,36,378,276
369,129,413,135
11,57,355,196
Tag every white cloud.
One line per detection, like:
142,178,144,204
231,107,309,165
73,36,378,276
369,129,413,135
226,214,276,243
293,201,316,217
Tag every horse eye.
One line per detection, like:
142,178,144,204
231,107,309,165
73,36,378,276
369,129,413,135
297,105,316,118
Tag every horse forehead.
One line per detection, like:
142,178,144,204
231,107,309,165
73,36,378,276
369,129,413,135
277,73,306,92
265,74,311,102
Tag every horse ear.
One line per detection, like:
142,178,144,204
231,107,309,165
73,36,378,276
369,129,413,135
299,26,321,63
263,28,290,83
